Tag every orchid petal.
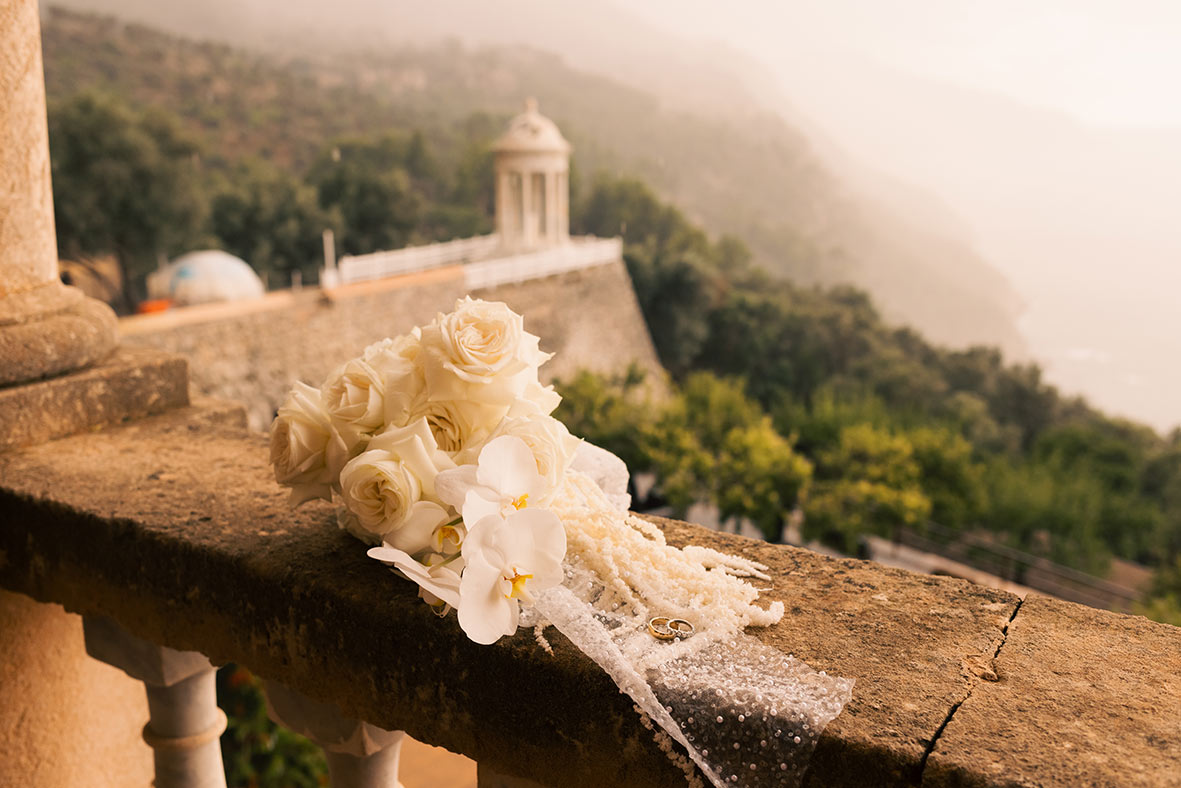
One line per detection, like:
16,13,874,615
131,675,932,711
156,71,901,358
460,488,502,528
475,436,544,499
457,554,519,645
383,501,450,555
434,465,480,510
367,545,461,608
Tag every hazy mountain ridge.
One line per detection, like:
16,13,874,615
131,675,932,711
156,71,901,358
43,5,1025,355
770,57,1181,430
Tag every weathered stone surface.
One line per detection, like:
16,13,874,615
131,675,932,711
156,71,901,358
924,594,1181,787
0,406,1075,787
0,287,118,386
653,518,1020,788
0,346,190,450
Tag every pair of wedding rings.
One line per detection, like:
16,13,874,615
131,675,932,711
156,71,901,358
647,616,695,641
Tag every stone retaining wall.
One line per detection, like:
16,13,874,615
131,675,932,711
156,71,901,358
119,259,661,430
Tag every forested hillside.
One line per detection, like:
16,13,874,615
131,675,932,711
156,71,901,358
41,8,1024,353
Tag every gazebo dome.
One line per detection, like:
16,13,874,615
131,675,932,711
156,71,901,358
148,250,265,306
493,98,571,155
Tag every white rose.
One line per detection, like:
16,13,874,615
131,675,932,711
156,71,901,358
366,417,458,497
342,500,451,554
410,397,507,454
339,449,424,543
507,381,562,419
322,334,423,450
419,298,551,405
367,333,424,426
461,415,582,496
270,382,348,506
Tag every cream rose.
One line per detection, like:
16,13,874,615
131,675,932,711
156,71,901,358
270,382,348,506
366,417,458,497
410,397,507,454
322,334,423,450
506,381,562,419
419,298,550,405
339,450,424,543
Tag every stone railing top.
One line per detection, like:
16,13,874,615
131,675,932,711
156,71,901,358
1,404,1178,787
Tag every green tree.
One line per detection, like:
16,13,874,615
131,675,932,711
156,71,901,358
217,665,326,788
1135,557,1181,627
978,458,1111,574
310,137,423,255
804,479,931,554
715,421,813,539
906,426,987,529
49,92,207,309
553,366,655,473
209,158,331,284
575,177,722,374
804,424,932,552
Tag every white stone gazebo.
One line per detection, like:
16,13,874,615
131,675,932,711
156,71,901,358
492,98,570,252
327,98,617,291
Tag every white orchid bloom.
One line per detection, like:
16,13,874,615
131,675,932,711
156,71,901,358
457,508,566,644
431,518,467,555
435,435,547,526
383,500,453,555
367,544,462,609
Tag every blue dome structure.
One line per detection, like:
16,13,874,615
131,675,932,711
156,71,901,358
148,250,266,306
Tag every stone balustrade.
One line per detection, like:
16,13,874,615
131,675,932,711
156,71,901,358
1,362,1179,787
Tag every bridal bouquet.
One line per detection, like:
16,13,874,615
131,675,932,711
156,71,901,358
270,297,852,788
269,296,581,643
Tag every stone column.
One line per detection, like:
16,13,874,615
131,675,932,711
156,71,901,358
263,680,406,788
83,616,227,788
0,0,116,385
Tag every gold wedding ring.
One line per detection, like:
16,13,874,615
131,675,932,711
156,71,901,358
648,616,675,640
647,616,695,640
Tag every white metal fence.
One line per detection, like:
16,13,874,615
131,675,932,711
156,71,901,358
328,235,622,291
335,234,499,285
464,237,622,290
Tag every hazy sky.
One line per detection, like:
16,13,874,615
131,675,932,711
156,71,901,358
632,0,1181,129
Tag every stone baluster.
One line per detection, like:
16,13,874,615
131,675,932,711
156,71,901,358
1,0,116,385
83,616,227,788
263,679,406,788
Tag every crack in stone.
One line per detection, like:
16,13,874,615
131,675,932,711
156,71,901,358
912,595,1025,786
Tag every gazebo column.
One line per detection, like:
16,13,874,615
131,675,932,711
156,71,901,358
546,170,560,241
0,0,116,386
557,170,569,240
